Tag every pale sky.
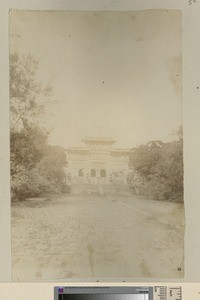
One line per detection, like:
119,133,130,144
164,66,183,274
10,10,182,148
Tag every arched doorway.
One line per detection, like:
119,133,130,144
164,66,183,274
100,169,106,178
78,169,84,177
91,169,96,177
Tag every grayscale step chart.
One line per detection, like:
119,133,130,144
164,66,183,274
54,286,182,300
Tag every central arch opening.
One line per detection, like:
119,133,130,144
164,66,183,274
100,169,106,177
91,169,96,177
78,169,84,177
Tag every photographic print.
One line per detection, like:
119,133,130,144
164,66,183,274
10,10,184,281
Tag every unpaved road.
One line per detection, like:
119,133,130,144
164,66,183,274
11,194,184,281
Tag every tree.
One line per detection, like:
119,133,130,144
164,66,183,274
10,124,48,174
35,145,67,193
130,140,164,180
10,53,67,201
130,131,183,202
10,53,52,130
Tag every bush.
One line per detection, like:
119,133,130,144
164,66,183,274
130,136,183,202
10,127,67,201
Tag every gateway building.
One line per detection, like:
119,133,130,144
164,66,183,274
65,137,133,185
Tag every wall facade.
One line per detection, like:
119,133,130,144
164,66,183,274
65,138,132,185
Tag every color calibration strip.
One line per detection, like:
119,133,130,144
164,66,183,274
54,286,182,300
58,295,149,300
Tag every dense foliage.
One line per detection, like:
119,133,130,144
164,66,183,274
129,134,183,202
10,53,67,201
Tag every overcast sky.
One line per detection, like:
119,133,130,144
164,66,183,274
10,10,182,148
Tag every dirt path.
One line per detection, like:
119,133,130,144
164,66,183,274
11,194,184,281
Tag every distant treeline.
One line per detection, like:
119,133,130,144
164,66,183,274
129,133,183,202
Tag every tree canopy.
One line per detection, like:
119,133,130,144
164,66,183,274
10,53,52,131
129,130,183,202
10,53,67,201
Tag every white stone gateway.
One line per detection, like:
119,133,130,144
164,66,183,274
65,137,133,185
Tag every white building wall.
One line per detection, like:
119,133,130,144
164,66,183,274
66,140,131,185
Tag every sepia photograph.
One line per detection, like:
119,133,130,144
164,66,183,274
10,10,184,281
